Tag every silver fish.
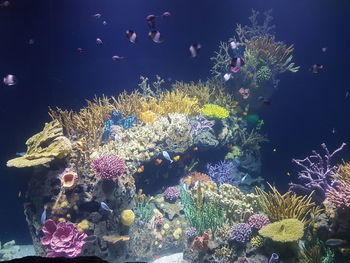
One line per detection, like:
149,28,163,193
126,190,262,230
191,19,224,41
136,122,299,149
16,152,26,157
241,174,248,183
100,202,113,213
40,207,47,225
162,151,173,163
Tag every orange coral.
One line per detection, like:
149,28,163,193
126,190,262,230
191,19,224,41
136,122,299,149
191,231,210,252
186,172,211,186
61,172,78,190
138,110,157,123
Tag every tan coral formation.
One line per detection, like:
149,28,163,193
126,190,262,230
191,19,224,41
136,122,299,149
7,120,72,168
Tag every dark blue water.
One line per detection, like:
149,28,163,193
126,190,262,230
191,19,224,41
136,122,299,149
0,0,349,244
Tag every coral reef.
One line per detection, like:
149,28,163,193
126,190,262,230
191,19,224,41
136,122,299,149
200,104,229,119
163,186,180,202
258,218,304,242
7,120,72,168
228,223,252,244
92,154,125,180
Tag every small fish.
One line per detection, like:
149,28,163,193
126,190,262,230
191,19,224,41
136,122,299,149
345,91,349,98
223,73,231,82
112,55,124,61
162,11,171,18
287,172,291,176
100,202,113,213
0,1,10,7
3,74,16,86
96,38,103,45
155,158,163,165
339,247,350,254
230,41,237,49
241,174,248,183
231,56,245,73
41,206,47,225
310,64,323,73
162,151,173,163
326,239,347,247
18,191,22,198
92,13,101,19
16,152,26,157
258,96,271,105
102,21,107,26
149,30,163,43
114,133,118,142
146,15,157,29
77,47,84,54
193,146,198,151
321,47,327,52
332,128,336,134
173,155,180,162
137,165,145,173
239,88,250,100
126,30,137,43
189,44,201,58
28,39,35,45
272,148,277,152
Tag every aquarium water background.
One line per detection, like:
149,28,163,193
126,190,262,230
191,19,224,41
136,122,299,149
0,0,350,261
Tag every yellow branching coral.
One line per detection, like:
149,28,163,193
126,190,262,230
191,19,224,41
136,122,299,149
255,183,322,224
138,110,157,123
337,162,350,184
200,104,229,119
49,96,113,147
172,81,212,106
7,120,72,168
258,218,304,242
111,90,143,117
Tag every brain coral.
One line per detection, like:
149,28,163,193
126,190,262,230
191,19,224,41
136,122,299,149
258,218,304,242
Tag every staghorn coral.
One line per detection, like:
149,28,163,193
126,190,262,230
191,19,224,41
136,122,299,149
210,42,232,78
158,89,200,115
138,110,157,123
111,90,143,118
137,75,164,99
255,183,322,224
258,218,304,243
49,96,113,147
7,120,72,168
172,80,213,106
238,128,268,153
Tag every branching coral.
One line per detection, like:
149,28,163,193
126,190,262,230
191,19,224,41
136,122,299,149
49,96,113,147
337,162,350,184
210,42,232,78
326,181,350,209
255,183,322,224
238,128,268,153
172,80,213,106
111,90,143,118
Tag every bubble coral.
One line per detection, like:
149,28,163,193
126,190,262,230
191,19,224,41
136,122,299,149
61,172,78,190
120,209,135,226
228,223,252,244
41,219,87,258
258,218,304,243
200,104,229,119
248,214,270,230
92,154,125,180
163,186,180,202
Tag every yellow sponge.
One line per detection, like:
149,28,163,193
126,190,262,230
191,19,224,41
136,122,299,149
120,209,135,226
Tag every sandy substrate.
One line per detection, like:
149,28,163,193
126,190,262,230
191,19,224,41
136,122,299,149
151,253,188,263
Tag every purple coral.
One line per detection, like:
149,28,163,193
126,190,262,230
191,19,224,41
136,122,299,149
41,219,87,258
247,214,270,230
289,143,346,204
189,115,215,136
228,223,252,244
206,160,238,185
163,186,180,202
185,227,198,240
92,154,125,180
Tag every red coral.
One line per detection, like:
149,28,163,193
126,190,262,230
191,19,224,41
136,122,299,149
326,182,350,209
191,231,210,252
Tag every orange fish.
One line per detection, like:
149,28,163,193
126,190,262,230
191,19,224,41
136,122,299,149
155,158,163,165
137,165,144,173
193,147,198,151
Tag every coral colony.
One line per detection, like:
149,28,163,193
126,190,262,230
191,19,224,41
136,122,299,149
7,10,348,263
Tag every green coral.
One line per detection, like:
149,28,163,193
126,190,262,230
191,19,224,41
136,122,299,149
7,120,72,168
180,184,224,235
135,201,153,224
251,235,264,248
259,218,304,242
225,146,243,161
200,104,229,119
256,66,272,83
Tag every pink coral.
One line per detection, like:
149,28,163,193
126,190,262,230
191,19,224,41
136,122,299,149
92,154,125,180
247,214,270,230
41,219,87,258
326,182,350,209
